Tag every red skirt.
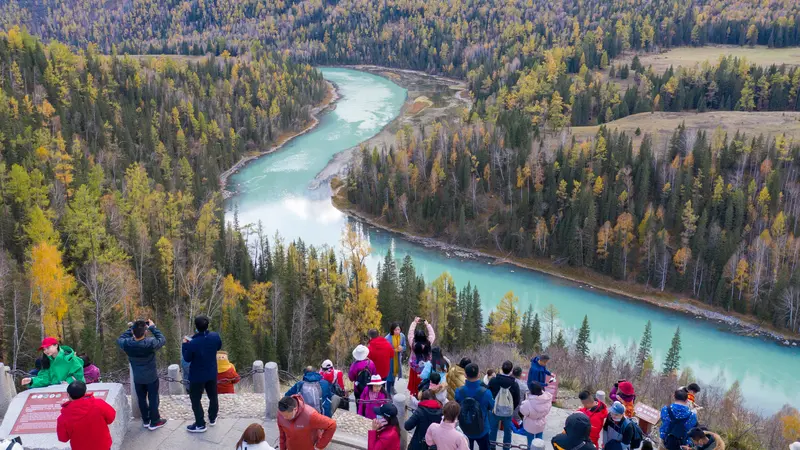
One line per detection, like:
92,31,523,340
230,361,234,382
408,369,421,397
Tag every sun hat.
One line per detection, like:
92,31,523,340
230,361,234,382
367,375,386,385
373,403,398,419
610,401,626,416
39,337,58,350
352,345,369,361
321,359,334,369
618,381,635,396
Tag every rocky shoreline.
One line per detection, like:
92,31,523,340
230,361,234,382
218,80,340,198
336,203,800,347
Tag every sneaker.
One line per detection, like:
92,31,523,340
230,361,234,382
142,421,150,428
186,424,207,433
149,419,168,430
209,419,217,427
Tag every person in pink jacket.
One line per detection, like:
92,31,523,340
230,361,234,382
519,384,553,448
369,404,401,450
426,402,469,450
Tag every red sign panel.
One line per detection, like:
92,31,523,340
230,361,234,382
11,390,109,435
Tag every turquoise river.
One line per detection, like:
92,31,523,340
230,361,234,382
226,68,800,414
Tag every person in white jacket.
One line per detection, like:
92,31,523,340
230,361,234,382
519,384,553,448
236,423,276,450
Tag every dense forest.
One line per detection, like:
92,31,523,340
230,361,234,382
0,28,327,372
345,117,800,332
5,1,800,131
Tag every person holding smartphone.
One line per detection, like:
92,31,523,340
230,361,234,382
118,319,167,430
182,315,223,433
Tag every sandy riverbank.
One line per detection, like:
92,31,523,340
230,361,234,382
312,65,470,185
219,80,340,198
333,197,800,347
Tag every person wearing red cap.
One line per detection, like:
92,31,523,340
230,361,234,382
21,337,85,388
610,380,636,419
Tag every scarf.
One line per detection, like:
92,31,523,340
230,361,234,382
392,334,401,375
217,358,234,374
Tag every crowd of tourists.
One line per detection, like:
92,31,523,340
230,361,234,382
10,315,796,450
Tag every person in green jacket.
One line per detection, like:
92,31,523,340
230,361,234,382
21,337,85,388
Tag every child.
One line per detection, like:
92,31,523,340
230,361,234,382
482,369,496,386
425,372,448,405
686,383,702,411
519,383,553,448
79,354,100,384
359,375,389,419
236,423,275,450
56,381,116,450
216,351,241,394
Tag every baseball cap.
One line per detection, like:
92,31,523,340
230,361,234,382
373,403,398,419
321,359,333,369
38,337,58,350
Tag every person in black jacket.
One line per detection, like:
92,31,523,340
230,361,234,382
488,361,521,450
118,319,167,430
182,315,223,433
405,390,443,450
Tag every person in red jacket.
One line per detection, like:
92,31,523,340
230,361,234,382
367,328,394,380
369,403,401,450
57,381,116,450
578,390,608,448
320,359,345,390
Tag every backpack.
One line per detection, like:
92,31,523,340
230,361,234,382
300,381,323,414
663,407,689,450
493,386,514,418
355,363,373,398
628,419,644,449
458,387,487,436
418,378,431,393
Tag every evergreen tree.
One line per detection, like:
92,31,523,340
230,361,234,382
635,320,653,373
575,315,591,358
662,327,682,375
223,305,256,368
531,313,542,352
377,248,400,330
398,255,420,328
554,329,566,349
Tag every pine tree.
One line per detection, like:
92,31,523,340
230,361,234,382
398,255,420,328
554,329,566,349
377,248,400,330
575,315,591,358
542,304,559,346
635,320,653,373
662,327,682,375
531,313,542,352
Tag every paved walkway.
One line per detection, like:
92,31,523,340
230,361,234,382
119,377,575,450
121,418,363,450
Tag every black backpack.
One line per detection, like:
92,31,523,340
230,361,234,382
418,378,431,392
663,407,689,450
458,387,487,436
355,363,373,397
626,419,644,449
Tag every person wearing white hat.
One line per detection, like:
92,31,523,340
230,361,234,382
790,442,800,450
358,375,389,419
348,345,377,413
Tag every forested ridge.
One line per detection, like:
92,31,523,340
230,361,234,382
0,28,327,372
345,114,800,332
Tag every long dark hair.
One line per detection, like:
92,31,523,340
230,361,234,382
380,414,401,438
430,347,449,372
41,345,60,370
388,322,402,336
413,341,431,362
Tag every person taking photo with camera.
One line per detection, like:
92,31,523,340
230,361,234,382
118,319,167,430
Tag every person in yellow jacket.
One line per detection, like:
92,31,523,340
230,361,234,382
445,357,469,401
21,337,85,388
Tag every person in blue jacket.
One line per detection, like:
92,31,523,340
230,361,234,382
385,322,407,395
286,366,334,417
455,363,495,450
182,315,223,433
527,354,552,393
659,389,698,450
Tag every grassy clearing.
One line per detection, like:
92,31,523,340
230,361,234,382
566,111,800,148
614,45,800,73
